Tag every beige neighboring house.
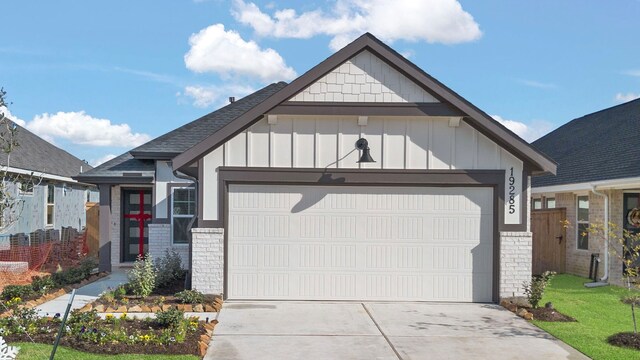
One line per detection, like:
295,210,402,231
531,98,640,286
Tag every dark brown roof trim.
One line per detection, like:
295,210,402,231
172,33,556,174
71,176,154,185
130,151,179,160
272,102,465,117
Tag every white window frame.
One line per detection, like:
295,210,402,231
18,181,34,196
45,184,55,227
532,198,542,210
171,187,195,245
545,197,556,209
576,195,589,250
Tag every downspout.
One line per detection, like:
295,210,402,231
591,186,609,282
173,168,197,290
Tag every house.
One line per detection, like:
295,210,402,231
531,98,640,286
0,120,99,245
75,33,556,302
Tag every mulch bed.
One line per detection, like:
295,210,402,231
4,319,215,356
84,276,222,313
529,307,576,322
1,272,108,315
608,332,640,350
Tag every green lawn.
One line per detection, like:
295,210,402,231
11,342,200,360
533,274,640,360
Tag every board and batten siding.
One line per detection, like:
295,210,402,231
201,115,523,225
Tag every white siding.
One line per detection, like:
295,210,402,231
201,115,524,225
155,161,192,219
290,51,439,103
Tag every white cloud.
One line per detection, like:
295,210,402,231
622,69,640,77
181,84,255,108
90,153,117,167
184,23,297,82
517,79,557,89
24,111,151,147
232,0,482,50
614,92,640,103
492,115,552,142
0,106,26,126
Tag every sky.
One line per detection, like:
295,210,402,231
1,0,639,167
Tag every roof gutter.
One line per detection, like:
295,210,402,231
172,167,197,290
591,185,609,282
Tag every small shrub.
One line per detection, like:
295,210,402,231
155,307,184,329
31,275,56,294
175,290,204,304
78,257,98,276
1,285,34,301
128,254,156,297
155,249,185,290
114,285,127,299
523,271,556,308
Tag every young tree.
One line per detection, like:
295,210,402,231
586,222,640,333
0,88,38,233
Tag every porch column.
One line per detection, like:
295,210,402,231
98,184,112,272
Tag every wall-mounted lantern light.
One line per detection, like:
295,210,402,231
356,138,375,163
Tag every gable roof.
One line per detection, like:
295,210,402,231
532,98,640,188
130,82,287,159
171,33,557,174
74,82,286,183
0,119,91,178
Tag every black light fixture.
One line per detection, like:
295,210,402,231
356,138,375,163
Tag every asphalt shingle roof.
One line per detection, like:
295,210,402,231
77,82,287,179
532,98,640,188
0,119,92,178
131,82,287,155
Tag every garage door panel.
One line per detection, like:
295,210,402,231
228,185,493,302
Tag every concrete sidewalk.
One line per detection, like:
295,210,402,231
205,302,588,360
35,270,129,316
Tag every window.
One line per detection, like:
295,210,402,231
577,195,589,250
172,187,195,244
46,184,55,226
546,197,556,209
532,198,542,210
19,182,34,196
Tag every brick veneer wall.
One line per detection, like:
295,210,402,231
191,228,224,295
148,223,189,269
500,231,533,298
555,190,624,285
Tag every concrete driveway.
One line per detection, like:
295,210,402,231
205,302,587,360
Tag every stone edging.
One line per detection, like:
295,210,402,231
79,296,223,313
0,272,109,316
199,321,219,357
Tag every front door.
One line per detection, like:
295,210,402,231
122,189,152,262
623,193,640,272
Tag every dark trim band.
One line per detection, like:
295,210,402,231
272,102,464,117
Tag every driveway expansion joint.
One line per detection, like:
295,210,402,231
362,303,403,360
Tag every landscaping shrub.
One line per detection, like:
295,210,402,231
155,307,184,329
155,249,185,289
1,284,34,301
523,271,556,308
31,275,55,295
128,254,156,297
175,290,204,304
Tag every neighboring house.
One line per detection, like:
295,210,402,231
531,98,640,287
75,33,556,302
0,120,99,242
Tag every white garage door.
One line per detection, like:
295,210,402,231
227,185,494,302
